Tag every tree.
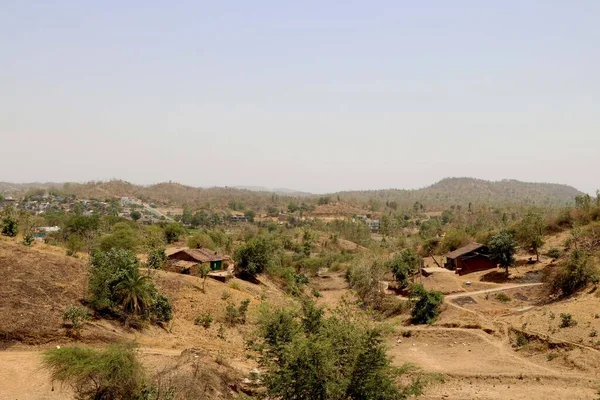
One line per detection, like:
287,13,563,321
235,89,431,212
198,263,211,292
387,249,421,289
115,270,153,316
164,223,185,244
488,230,517,277
130,210,142,221
43,343,145,400
181,207,193,225
348,257,388,309
88,249,172,323
244,209,256,223
234,236,274,279
1,216,18,237
255,300,418,399
99,223,139,252
515,210,545,261
550,249,598,297
147,248,167,269
409,284,444,324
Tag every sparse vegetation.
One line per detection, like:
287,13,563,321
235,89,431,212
195,313,213,329
495,292,511,303
42,343,145,400
559,313,577,328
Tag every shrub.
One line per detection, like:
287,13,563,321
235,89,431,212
99,223,140,252
42,343,145,400
187,232,215,250
410,284,444,325
1,216,18,237
195,313,213,329
63,306,91,336
495,292,511,303
22,232,34,246
88,249,172,324
234,236,274,279
254,300,420,399
560,313,577,328
515,333,529,348
221,290,232,300
147,248,167,269
550,250,598,297
225,299,251,326
387,249,421,289
546,248,561,260
164,223,186,244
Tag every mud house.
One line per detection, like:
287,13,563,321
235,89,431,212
166,248,224,275
445,243,497,275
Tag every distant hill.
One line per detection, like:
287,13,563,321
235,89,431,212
0,177,583,210
233,185,312,196
335,178,583,208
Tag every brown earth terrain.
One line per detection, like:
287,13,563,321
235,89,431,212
1,233,599,399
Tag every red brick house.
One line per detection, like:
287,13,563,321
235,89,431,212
445,243,497,275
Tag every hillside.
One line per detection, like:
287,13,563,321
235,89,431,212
335,177,583,208
0,177,584,211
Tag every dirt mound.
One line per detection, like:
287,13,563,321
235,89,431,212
0,240,88,345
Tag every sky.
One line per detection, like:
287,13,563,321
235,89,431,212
1,1,599,194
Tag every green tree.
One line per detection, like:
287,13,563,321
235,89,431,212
147,248,167,269
409,284,444,324
181,207,193,225
387,249,421,289
551,249,598,296
130,210,142,221
164,223,185,244
515,210,545,261
244,209,256,222
198,263,211,292
115,270,153,316
99,223,139,252
1,216,18,237
234,236,274,279
255,300,418,399
88,249,172,323
488,230,517,277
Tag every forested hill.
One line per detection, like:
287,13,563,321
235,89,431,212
1,177,584,210
333,178,583,208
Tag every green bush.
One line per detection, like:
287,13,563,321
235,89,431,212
147,248,167,269
88,249,172,324
551,250,598,297
410,284,444,325
225,299,251,326
234,236,275,279
387,249,421,289
42,343,145,400
22,232,34,246
62,306,91,336
495,292,511,303
1,216,18,237
546,248,561,260
254,300,421,399
99,222,140,252
187,232,215,250
560,313,577,328
194,313,213,328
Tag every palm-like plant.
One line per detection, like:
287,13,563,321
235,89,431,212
115,270,153,316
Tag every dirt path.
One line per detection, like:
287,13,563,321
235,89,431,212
445,283,544,299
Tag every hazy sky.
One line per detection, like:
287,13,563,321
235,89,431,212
2,1,599,194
